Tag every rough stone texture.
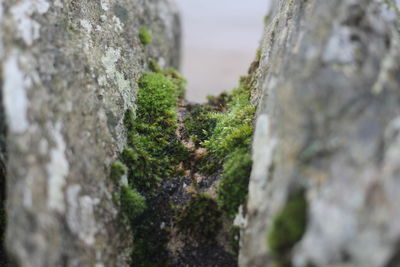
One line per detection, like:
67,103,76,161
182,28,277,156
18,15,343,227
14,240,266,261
241,0,400,266
0,0,180,266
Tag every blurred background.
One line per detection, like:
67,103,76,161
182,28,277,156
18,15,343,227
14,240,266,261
175,0,271,102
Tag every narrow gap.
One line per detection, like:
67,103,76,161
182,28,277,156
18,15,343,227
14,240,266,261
108,45,262,266
0,69,10,266
110,2,269,266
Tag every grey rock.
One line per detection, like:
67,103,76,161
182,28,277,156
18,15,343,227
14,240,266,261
0,0,180,266
241,0,400,266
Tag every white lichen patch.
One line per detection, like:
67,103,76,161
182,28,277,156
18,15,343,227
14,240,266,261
23,174,34,208
66,184,81,233
112,16,124,33
54,0,63,8
101,47,134,109
98,75,107,86
376,0,400,21
100,0,110,11
247,114,276,211
66,185,100,246
80,19,93,33
10,0,50,46
323,26,358,65
47,121,69,213
3,52,29,133
78,196,99,245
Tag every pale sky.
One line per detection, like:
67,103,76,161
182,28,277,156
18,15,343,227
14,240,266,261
175,0,270,102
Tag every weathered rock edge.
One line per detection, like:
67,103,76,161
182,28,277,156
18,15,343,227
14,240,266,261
241,0,400,266
0,0,180,266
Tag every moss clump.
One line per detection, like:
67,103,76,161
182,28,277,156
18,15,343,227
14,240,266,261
118,70,188,266
110,161,127,182
184,104,217,146
122,73,188,195
201,75,256,176
149,59,162,73
176,194,222,244
217,148,252,218
120,186,146,221
267,190,308,255
196,72,256,217
139,27,152,45
148,59,186,99
163,68,186,99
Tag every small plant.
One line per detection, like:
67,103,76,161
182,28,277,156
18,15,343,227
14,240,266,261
110,161,127,182
176,194,222,243
139,27,152,45
120,186,146,221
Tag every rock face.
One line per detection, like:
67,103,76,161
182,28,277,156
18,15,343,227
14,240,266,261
0,0,180,266
240,0,400,266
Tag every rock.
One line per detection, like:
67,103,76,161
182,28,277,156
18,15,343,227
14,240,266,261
241,0,400,266
0,0,180,266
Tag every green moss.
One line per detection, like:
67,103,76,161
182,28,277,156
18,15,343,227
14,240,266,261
139,27,152,45
121,73,188,195
267,190,308,255
148,59,186,99
176,194,222,243
148,59,162,73
184,104,217,146
200,76,256,175
229,226,241,255
217,148,252,218
110,161,128,182
206,92,230,111
120,186,146,221
118,71,188,265
162,68,186,99
136,73,178,120
185,51,259,221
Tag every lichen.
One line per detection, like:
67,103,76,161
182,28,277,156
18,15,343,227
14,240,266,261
139,27,152,45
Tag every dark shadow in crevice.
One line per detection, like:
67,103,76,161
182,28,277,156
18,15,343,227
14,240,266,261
0,68,10,266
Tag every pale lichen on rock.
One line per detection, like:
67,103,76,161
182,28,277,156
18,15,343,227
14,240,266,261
0,0,181,266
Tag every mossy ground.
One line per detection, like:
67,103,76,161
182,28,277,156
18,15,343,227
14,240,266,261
187,58,258,219
122,72,188,196
108,50,260,266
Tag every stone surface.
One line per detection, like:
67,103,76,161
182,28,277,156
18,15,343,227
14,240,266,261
0,0,180,266
241,0,400,266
